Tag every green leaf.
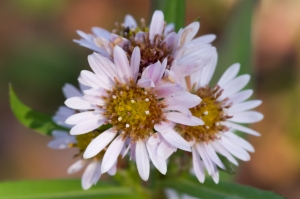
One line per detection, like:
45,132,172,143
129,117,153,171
218,155,236,175
160,176,285,199
212,1,257,86
0,179,137,199
151,0,186,31
9,84,66,136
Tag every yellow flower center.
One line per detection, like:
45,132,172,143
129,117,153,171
176,85,232,142
102,81,166,141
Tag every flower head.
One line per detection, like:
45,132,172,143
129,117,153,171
75,10,216,78
48,84,117,190
64,45,203,180
171,62,263,183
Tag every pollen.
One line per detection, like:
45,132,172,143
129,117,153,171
176,85,232,142
103,81,166,141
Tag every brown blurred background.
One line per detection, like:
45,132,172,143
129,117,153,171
1,0,300,198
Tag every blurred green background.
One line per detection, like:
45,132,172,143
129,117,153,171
1,0,300,198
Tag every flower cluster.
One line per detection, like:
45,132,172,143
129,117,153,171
49,10,263,190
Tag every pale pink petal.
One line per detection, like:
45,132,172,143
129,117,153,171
211,164,220,184
90,53,119,81
192,146,205,183
158,128,191,151
228,111,264,123
148,133,161,145
157,140,176,159
136,141,150,181
114,46,131,82
224,132,255,152
101,134,125,173
80,70,106,89
225,122,260,136
48,137,76,149
155,82,183,98
220,75,250,99
203,144,225,169
83,128,117,158
195,143,214,175
178,22,200,47
130,47,141,82
218,138,250,161
70,119,104,135
124,15,137,28
91,27,111,39
81,161,101,190
65,97,94,110
211,141,238,166
199,51,218,86
154,121,176,132
122,143,131,158
137,78,155,88
107,161,117,176
51,130,70,138
228,100,262,113
217,63,240,87
163,92,201,108
67,159,87,174
163,32,177,48
165,112,204,126
65,111,100,125
62,84,82,99
149,10,164,41
228,89,253,104
146,143,167,174
164,23,175,35
192,34,216,44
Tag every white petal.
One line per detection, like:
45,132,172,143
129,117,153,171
178,22,200,47
67,159,87,174
137,78,155,88
203,144,225,169
165,112,204,126
91,27,111,39
101,134,125,173
62,84,82,99
122,143,131,158
228,100,262,113
158,128,191,151
65,97,94,110
228,111,264,123
149,10,164,41
83,128,117,158
224,132,255,152
80,70,105,89
131,47,141,82
154,121,176,132
220,75,250,99
228,89,253,104
146,143,167,174
217,63,240,87
81,161,102,190
66,111,100,125
48,137,76,149
192,34,216,44
164,92,201,108
211,164,220,184
70,119,104,135
218,138,250,161
136,141,150,181
124,15,137,28
192,146,205,183
199,51,218,86
225,122,260,136
211,141,238,166
107,161,117,176
157,140,176,159
164,23,175,35
195,143,214,175
114,46,131,82
148,134,161,145
51,130,70,138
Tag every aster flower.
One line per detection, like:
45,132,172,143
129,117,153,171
75,10,216,78
170,62,263,183
48,83,117,190
64,45,203,181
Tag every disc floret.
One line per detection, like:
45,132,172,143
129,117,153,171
176,85,232,142
103,80,166,141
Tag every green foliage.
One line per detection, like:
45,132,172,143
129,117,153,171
213,1,257,86
151,0,185,31
160,175,285,199
9,84,66,136
0,179,137,199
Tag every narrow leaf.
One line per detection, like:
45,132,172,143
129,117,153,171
151,0,186,31
0,179,137,199
160,176,285,199
9,84,66,136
